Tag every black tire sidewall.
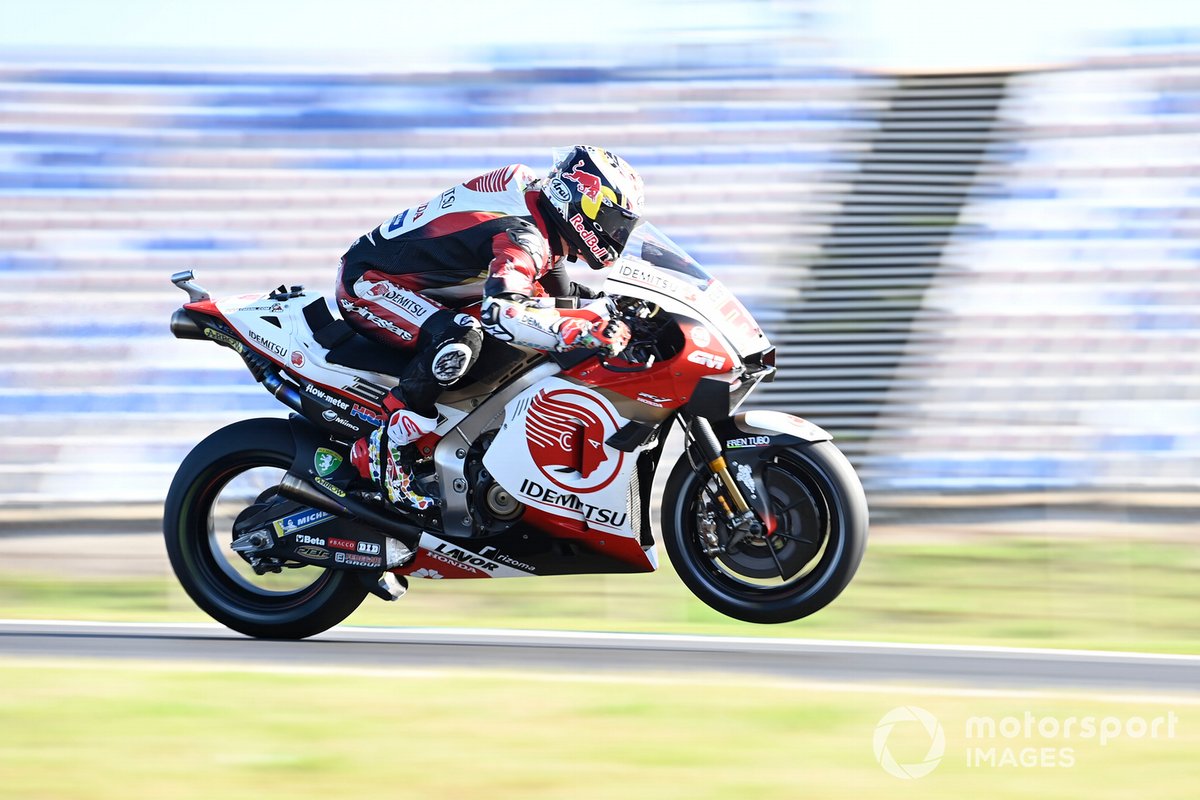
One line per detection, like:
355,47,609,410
163,417,367,639
661,440,868,624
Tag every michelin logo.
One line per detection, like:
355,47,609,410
273,509,334,537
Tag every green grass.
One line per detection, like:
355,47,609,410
3,537,1198,653
0,661,1195,799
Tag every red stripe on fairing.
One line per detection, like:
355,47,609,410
520,506,657,572
391,549,493,579
465,166,516,193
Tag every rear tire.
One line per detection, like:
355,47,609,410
662,440,868,624
164,418,368,639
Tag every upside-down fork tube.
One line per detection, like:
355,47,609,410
688,415,752,515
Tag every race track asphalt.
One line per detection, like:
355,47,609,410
1,621,1197,692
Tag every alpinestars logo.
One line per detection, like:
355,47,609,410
524,388,623,493
339,298,414,341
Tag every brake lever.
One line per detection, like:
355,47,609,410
597,353,656,373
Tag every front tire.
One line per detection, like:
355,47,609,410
164,418,368,639
662,440,868,624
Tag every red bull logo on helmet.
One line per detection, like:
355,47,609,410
563,160,603,201
524,387,624,493
570,213,611,263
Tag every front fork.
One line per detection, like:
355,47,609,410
686,416,764,552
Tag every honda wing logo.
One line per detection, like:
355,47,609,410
524,388,623,493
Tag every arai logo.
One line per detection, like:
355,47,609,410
549,178,572,203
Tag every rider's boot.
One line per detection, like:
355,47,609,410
350,395,438,511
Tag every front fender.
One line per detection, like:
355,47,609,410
714,409,832,448
710,410,833,522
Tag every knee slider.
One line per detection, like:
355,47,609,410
430,315,482,385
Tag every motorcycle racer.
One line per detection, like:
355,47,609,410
337,145,645,511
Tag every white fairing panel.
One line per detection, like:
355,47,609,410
484,377,639,538
738,410,833,442
216,292,400,392
604,260,768,360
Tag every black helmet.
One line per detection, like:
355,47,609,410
539,145,644,269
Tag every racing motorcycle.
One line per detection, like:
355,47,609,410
165,223,868,639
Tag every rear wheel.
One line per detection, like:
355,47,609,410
662,441,868,624
164,418,368,639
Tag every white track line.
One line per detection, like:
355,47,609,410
2,618,1198,664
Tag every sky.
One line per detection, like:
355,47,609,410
0,0,1198,70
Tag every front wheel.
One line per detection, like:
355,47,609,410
164,417,368,639
661,440,868,624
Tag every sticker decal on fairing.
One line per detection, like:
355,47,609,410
483,377,639,537
417,533,532,578
273,509,333,537
314,448,343,477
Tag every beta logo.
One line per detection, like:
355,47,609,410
524,388,624,494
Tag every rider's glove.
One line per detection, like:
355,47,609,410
568,317,631,356
557,297,630,356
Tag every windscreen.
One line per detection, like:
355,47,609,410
624,223,714,289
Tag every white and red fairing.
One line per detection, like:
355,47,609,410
461,225,772,575
484,377,640,536
187,224,767,579
201,292,399,396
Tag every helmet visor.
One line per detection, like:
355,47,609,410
593,203,641,259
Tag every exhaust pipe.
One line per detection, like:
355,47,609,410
170,308,207,340
278,473,424,549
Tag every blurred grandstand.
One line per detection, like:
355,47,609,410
0,14,1197,511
